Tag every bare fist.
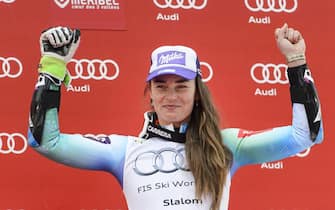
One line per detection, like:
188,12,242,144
275,23,306,57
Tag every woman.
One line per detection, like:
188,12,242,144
28,23,323,210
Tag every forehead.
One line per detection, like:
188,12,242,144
151,74,191,82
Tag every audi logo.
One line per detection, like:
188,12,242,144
244,0,298,13
0,57,23,78
68,59,120,80
0,0,16,3
153,0,208,10
200,61,213,82
0,133,27,154
250,63,288,84
133,148,190,176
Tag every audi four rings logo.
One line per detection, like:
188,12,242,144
0,57,23,78
250,63,288,84
68,59,120,80
0,133,27,154
133,148,190,176
153,0,208,10
200,61,213,82
244,0,298,13
0,0,16,3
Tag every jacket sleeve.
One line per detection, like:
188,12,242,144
221,64,324,175
28,73,127,184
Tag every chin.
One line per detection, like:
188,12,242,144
165,117,181,123
167,117,188,126
161,115,182,124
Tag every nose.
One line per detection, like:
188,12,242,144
165,88,178,100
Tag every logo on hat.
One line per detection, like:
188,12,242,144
158,51,186,66
147,46,200,81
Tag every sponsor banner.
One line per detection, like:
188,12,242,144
250,63,288,85
244,0,298,13
249,63,288,97
153,0,208,21
0,0,16,3
199,61,213,82
68,58,120,81
0,56,23,79
0,132,27,155
244,0,299,25
66,58,120,93
153,0,208,10
49,0,127,30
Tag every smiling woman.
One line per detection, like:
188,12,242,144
27,24,323,210
146,46,200,128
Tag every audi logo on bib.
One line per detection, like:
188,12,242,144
153,0,208,10
244,0,298,13
0,0,15,3
0,57,23,79
250,63,288,84
68,59,120,80
0,133,27,155
133,148,190,176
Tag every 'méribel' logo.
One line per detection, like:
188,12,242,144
54,0,70,8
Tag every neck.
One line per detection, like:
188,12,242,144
157,116,191,129
139,112,187,143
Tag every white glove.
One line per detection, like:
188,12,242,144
40,26,81,63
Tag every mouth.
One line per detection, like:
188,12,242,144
163,105,180,110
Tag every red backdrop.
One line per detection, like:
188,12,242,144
0,0,334,210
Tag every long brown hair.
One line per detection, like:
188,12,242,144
145,76,232,210
186,76,233,210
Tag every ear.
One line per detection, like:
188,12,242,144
148,83,154,107
149,88,152,99
146,82,152,97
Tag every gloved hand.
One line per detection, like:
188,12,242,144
38,26,81,86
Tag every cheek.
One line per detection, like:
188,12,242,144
150,92,162,108
182,93,195,107
186,98,195,110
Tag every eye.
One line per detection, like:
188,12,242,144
155,84,167,89
176,85,188,89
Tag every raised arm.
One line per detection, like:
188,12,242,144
29,26,80,145
27,27,127,183
275,23,321,140
222,24,323,175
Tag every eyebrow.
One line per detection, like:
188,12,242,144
152,78,189,83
